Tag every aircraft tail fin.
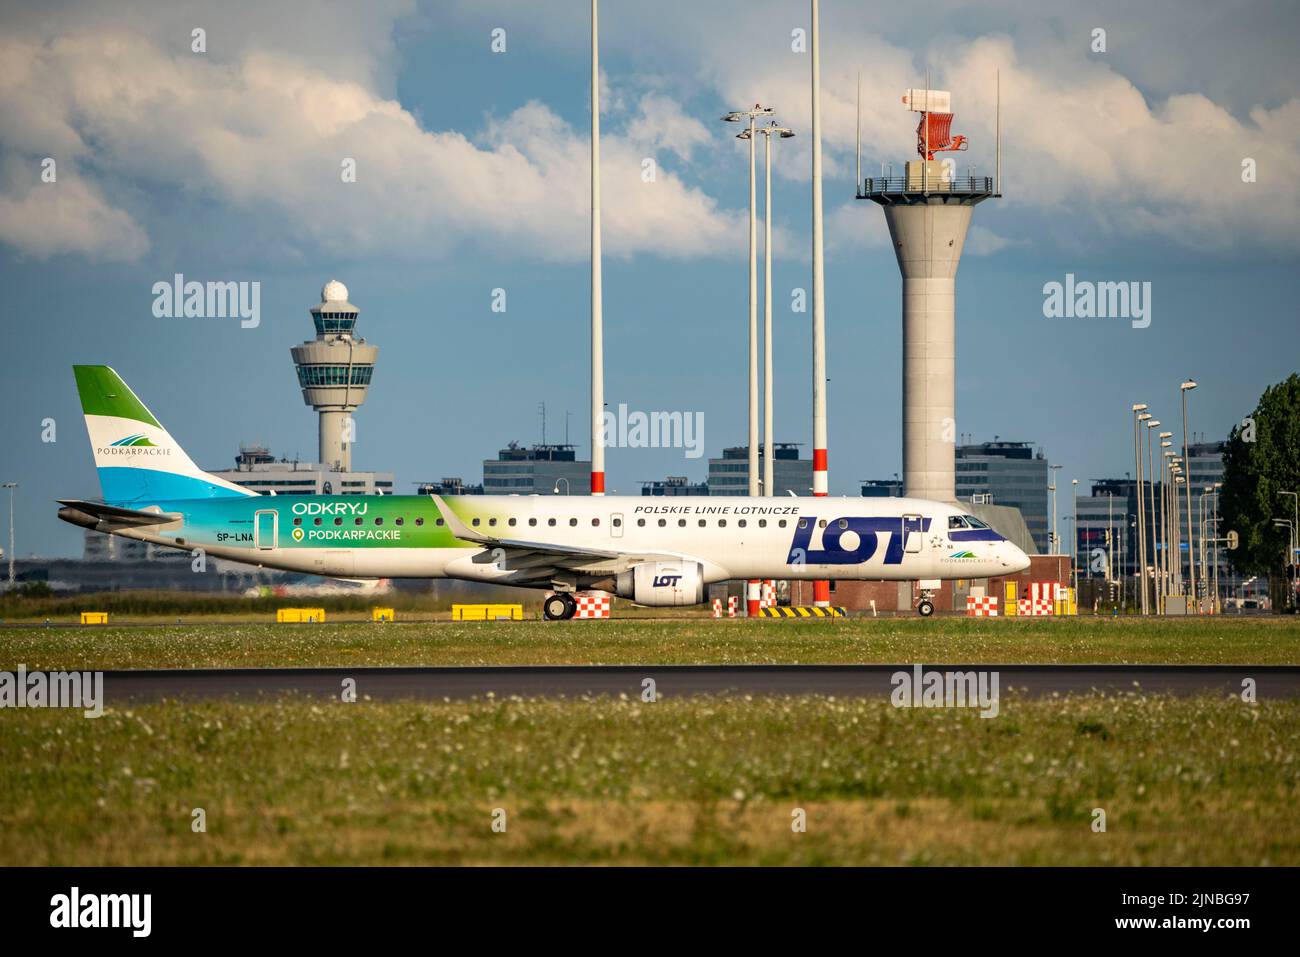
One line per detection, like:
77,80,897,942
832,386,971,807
73,365,256,505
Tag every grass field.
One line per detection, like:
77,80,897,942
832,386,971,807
2,693,1296,865
0,616,1295,670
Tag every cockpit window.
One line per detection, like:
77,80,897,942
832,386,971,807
948,515,970,530
963,515,991,529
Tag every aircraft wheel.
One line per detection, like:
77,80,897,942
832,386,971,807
560,593,578,620
917,599,935,618
543,593,571,621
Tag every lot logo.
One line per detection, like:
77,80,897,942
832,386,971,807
0,666,103,718
1042,273,1151,329
786,516,928,566
50,887,151,937
110,434,157,448
891,665,1000,718
652,574,682,588
949,550,977,559
152,273,261,329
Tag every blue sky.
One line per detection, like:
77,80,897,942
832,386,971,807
1,0,1297,557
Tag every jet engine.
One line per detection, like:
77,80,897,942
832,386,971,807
615,561,704,607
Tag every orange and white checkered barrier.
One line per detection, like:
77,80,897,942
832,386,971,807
760,580,777,609
711,596,739,618
572,591,611,619
965,596,999,617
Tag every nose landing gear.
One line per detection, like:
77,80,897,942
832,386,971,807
913,579,940,617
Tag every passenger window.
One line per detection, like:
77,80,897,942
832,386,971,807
779,519,787,528
548,518,557,527
375,517,383,525
529,518,537,527
612,518,622,527
838,519,848,529
488,518,497,527
569,518,578,527
658,519,667,527
472,518,480,526
818,519,826,528
678,519,686,527
719,519,727,528
435,518,443,526
637,518,646,527
797,519,807,529
758,519,766,528
415,517,424,526
395,517,404,526
699,519,707,527
592,518,600,526
355,517,363,525
508,518,517,526
738,519,747,528
293,517,302,526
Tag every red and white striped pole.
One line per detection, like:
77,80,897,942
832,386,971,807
747,579,761,617
810,0,830,606
589,0,605,497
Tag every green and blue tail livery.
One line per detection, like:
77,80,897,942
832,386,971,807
74,365,256,505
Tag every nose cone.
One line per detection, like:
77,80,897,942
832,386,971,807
1002,543,1031,574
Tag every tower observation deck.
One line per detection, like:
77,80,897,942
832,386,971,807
290,280,378,472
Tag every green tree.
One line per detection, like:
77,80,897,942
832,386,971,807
1220,373,1300,579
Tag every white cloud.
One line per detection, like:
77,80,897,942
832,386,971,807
0,6,744,265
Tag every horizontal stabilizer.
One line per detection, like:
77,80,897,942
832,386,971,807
57,499,180,530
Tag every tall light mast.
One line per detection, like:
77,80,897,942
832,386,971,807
810,0,830,606
589,0,605,496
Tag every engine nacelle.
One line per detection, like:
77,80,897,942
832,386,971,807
616,561,704,607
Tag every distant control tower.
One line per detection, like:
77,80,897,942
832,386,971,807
290,280,378,472
858,87,997,503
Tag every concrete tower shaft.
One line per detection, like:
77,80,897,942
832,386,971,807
882,200,975,503
290,280,377,472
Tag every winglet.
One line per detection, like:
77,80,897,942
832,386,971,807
430,494,491,545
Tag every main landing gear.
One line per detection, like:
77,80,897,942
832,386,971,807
543,592,577,621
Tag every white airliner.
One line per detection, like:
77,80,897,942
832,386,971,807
58,366,1031,618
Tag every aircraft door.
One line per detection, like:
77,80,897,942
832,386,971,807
255,509,278,550
903,514,924,553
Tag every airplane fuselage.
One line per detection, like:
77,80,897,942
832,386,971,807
96,493,1028,588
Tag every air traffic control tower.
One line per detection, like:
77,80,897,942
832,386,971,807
858,88,997,503
290,280,378,472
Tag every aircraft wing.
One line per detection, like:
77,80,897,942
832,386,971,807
429,494,693,583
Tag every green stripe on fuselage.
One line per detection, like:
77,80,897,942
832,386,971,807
177,496,471,550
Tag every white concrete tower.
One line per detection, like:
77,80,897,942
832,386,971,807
860,89,996,503
290,280,378,472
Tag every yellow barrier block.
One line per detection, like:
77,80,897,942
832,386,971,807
452,603,524,621
372,607,396,622
277,608,326,623
80,611,109,625
1004,582,1018,616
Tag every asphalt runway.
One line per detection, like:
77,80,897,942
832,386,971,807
96,664,1300,703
